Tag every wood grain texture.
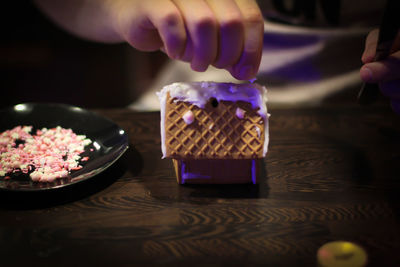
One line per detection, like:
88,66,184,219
1,105,400,266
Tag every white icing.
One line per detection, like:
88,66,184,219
158,82,268,117
156,90,167,158
157,81,269,158
263,114,270,157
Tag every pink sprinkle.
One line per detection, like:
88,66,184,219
182,110,194,125
71,166,82,171
236,107,246,119
81,157,89,162
0,125,92,183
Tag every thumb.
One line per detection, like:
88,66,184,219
360,50,400,83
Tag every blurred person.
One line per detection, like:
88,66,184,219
35,0,396,113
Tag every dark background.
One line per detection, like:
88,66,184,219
0,1,168,109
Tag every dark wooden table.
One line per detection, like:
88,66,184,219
1,103,400,266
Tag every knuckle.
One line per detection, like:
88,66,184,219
220,15,243,32
243,8,263,25
194,15,217,34
160,11,181,28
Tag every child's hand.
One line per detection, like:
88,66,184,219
115,0,264,80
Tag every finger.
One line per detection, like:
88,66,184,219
206,0,244,69
124,25,162,51
180,29,194,62
116,3,163,51
229,0,263,80
360,50,400,83
173,0,218,72
379,79,400,99
361,29,379,64
143,0,186,59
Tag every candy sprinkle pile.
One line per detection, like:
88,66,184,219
0,125,92,182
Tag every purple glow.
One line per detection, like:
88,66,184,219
179,159,258,184
263,32,321,50
181,161,211,184
251,159,256,184
267,59,322,82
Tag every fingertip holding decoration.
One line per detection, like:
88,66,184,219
249,78,257,83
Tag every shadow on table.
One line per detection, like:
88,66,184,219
141,160,271,206
122,144,145,178
140,158,270,205
0,147,142,210
178,161,270,199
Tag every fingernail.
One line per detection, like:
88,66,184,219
360,67,373,82
362,53,374,64
239,65,254,80
191,62,208,72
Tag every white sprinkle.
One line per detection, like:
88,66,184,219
254,126,261,138
0,125,92,182
83,139,92,146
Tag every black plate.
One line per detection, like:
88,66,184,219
0,103,129,191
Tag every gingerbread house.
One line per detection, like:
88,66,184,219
158,82,269,184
